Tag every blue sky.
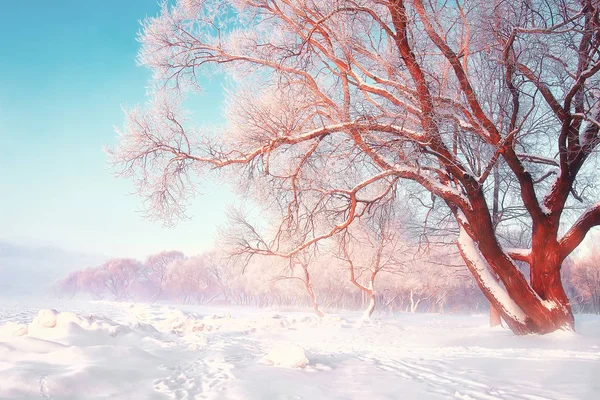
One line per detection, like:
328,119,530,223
0,1,236,258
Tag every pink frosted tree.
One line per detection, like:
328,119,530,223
166,256,218,304
56,271,81,299
103,258,143,301
401,249,465,313
144,250,185,302
337,215,408,319
204,251,239,303
77,267,107,300
272,250,325,317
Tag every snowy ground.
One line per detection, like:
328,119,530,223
0,298,598,399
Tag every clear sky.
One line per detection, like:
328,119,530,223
0,1,236,258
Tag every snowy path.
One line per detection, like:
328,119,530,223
153,334,258,399
0,298,599,399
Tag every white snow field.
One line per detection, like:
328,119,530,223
0,298,598,400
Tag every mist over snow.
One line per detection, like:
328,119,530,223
0,241,107,297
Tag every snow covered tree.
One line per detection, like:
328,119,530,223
337,214,407,318
272,250,325,317
220,206,328,314
144,250,185,302
204,251,237,303
111,0,600,334
55,270,81,299
401,248,465,313
103,258,142,301
311,257,357,310
166,256,219,304
77,267,107,300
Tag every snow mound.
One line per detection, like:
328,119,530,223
1,300,600,399
56,311,89,328
0,321,28,337
262,344,309,368
125,304,348,339
32,309,59,328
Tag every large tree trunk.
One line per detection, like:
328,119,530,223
529,247,574,330
457,214,574,335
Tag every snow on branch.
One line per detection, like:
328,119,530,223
504,248,532,264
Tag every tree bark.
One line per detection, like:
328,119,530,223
529,247,575,330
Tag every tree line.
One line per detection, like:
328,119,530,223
55,241,600,317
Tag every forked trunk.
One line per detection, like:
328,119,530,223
458,223,574,335
349,269,378,319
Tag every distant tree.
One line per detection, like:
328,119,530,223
205,251,237,303
144,250,185,302
402,248,465,313
166,256,218,304
311,257,356,311
103,258,142,301
273,250,325,317
56,271,81,299
77,267,107,300
337,215,407,318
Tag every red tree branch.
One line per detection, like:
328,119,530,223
559,202,600,259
